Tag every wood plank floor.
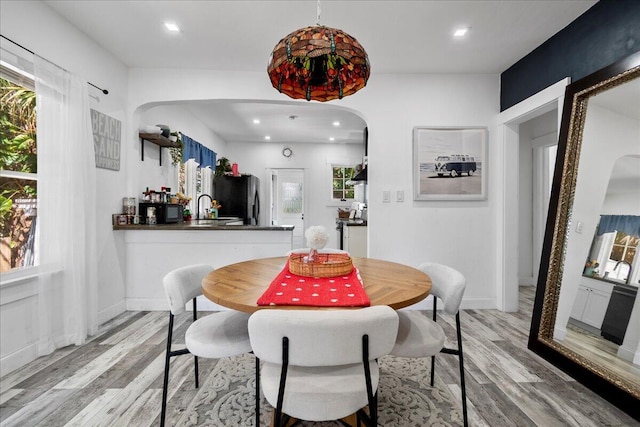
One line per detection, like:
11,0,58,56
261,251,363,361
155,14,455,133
1,287,638,426
563,323,640,390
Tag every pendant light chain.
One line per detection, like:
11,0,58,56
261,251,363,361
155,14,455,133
316,0,321,26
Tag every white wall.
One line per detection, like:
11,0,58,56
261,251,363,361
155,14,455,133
0,0,129,374
128,70,499,309
1,0,500,375
137,104,229,196
224,141,363,248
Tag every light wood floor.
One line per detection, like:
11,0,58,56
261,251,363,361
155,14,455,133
564,323,640,390
1,287,638,426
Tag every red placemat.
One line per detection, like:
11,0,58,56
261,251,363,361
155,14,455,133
257,261,370,307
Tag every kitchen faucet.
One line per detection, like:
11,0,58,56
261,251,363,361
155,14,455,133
196,194,213,220
613,260,633,285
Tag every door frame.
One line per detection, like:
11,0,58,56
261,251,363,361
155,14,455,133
496,78,570,311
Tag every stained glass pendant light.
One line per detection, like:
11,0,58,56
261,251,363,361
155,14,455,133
267,1,370,102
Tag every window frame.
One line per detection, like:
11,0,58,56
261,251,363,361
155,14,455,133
331,164,356,202
0,59,39,274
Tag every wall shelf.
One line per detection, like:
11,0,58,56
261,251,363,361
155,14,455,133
139,133,180,166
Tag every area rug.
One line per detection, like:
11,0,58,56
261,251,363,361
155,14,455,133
179,353,462,426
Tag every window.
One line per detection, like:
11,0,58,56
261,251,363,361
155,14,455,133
332,166,355,200
605,231,638,281
0,69,38,272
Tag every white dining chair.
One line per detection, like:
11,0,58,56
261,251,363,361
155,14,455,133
161,264,255,427
248,305,399,427
390,262,468,427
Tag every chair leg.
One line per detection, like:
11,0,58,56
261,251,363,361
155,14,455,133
194,355,199,389
430,355,436,387
255,355,260,427
160,313,175,427
455,312,468,427
192,299,199,388
275,337,289,427
431,296,438,387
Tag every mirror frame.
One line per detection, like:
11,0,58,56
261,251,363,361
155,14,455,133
529,50,640,419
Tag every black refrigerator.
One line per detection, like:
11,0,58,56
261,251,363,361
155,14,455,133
214,174,260,225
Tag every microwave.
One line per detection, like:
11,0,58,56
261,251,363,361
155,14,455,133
139,203,183,224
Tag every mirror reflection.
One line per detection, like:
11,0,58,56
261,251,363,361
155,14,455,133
550,74,640,395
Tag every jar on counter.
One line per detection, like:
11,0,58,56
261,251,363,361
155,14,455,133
146,207,157,225
122,197,136,215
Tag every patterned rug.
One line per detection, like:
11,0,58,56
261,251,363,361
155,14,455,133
179,353,462,426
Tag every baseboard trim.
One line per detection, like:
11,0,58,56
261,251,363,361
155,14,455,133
126,296,230,312
98,300,127,325
617,343,639,363
402,296,496,311
1,343,38,377
126,298,167,311
127,295,498,312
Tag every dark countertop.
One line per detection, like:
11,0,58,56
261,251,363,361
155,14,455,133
113,219,294,231
583,274,638,291
336,219,367,226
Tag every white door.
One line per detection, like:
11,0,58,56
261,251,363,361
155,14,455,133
271,169,305,249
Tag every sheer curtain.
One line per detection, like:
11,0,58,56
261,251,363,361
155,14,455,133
35,56,98,355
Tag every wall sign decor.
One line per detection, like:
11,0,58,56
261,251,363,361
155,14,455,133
413,127,487,201
91,109,121,171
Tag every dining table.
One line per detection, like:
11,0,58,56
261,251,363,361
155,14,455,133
201,256,432,313
201,255,431,427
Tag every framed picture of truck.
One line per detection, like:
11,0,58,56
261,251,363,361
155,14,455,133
413,127,487,200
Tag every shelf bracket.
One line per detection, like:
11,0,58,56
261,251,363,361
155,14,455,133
140,136,165,166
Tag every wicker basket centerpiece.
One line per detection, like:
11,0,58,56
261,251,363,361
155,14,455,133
288,252,353,278
289,225,353,277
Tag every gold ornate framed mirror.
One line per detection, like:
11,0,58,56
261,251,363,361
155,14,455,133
529,50,640,419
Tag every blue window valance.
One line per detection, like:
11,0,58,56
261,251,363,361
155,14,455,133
597,215,640,237
180,133,216,169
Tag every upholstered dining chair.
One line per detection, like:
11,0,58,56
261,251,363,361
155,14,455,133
161,264,254,427
248,306,399,427
390,262,468,427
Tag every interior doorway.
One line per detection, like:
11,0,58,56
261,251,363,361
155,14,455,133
519,111,558,287
269,169,305,249
497,77,569,311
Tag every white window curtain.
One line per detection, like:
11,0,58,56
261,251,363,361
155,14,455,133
35,56,98,355
201,166,213,199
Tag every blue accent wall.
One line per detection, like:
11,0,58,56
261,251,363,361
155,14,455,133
500,0,640,111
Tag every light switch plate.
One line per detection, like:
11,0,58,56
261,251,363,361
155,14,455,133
382,191,390,203
396,190,404,202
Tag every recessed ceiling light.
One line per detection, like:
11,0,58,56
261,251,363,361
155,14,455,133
253,119,260,124
329,137,335,141
453,27,469,38
333,121,341,126
264,135,271,140
164,22,180,33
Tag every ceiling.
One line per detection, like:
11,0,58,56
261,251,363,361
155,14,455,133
44,0,598,145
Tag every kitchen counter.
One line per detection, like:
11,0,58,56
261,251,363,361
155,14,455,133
116,222,294,311
113,220,294,231
336,219,367,226
582,274,638,289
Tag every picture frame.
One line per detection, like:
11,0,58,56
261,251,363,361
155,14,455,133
413,127,487,201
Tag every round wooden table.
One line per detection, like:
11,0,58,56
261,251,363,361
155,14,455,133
202,256,431,313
